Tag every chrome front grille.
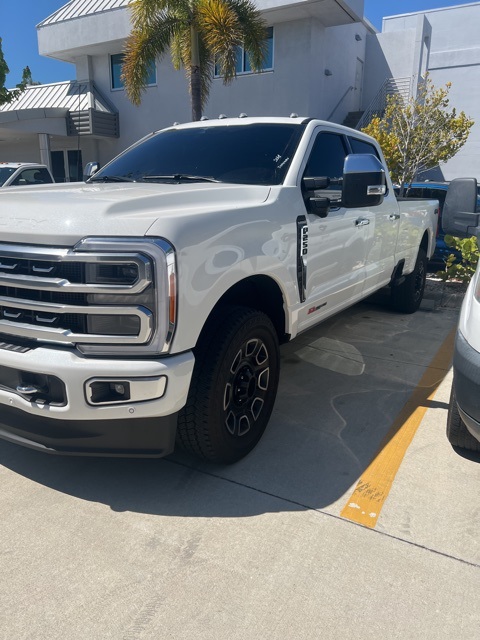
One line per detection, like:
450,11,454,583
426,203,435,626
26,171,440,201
0,243,155,348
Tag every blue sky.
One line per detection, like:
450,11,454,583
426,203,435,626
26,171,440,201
0,0,475,86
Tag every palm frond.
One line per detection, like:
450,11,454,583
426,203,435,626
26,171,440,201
122,14,183,105
129,0,191,26
197,0,242,80
228,0,268,71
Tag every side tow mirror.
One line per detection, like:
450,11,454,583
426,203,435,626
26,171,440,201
442,178,478,238
342,154,386,208
301,176,340,218
84,161,100,181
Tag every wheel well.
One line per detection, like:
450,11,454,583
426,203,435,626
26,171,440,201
209,276,288,343
390,232,429,285
421,230,429,254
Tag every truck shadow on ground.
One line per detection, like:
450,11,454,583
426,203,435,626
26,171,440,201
0,299,463,518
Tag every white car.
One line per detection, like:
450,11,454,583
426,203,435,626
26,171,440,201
442,178,480,452
0,162,54,187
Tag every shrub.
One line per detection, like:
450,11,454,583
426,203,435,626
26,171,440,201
437,235,479,284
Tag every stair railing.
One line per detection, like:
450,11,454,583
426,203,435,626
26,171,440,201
327,85,354,122
355,77,412,130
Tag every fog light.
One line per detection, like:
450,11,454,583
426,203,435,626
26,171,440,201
85,376,167,406
89,380,131,405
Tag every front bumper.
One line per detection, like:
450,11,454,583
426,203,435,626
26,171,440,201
0,343,194,456
453,330,480,442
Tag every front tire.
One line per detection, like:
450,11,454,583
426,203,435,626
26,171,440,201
177,306,280,464
447,386,480,452
391,248,427,313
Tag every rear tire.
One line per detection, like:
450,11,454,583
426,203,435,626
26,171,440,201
447,386,480,452
391,248,427,313
177,305,280,464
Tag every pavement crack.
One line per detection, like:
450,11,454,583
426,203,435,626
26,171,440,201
168,457,480,571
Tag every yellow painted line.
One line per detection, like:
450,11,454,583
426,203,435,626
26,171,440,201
340,327,456,529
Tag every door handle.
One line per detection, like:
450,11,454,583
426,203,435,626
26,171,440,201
355,218,370,227
388,213,401,220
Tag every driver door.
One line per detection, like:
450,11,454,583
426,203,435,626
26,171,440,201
297,130,371,332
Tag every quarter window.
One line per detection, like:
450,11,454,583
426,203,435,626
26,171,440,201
111,53,156,90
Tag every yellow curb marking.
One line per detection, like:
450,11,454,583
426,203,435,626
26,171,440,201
340,327,456,529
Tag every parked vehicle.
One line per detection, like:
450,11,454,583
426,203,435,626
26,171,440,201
442,179,480,452
0,162,54,187
397,182,480,269
0,117,440,463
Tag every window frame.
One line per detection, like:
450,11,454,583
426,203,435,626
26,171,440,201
110,53,157,91
214,26,274,78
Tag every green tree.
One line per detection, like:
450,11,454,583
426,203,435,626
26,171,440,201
122,0,268,121
361,75,474,195
0,38,32,105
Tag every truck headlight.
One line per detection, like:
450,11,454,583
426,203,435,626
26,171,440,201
73,237,177,356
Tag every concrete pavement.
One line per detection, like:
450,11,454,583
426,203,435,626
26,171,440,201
1,280,479,639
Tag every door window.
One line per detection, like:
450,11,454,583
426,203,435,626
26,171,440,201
304,132,347,181
10,168,53,186
304,132,347,201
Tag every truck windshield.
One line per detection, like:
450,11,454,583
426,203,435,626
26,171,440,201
0,167,16,187
90,123,306,186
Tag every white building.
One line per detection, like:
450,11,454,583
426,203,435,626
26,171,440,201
364,1,480,181
0,0,478,181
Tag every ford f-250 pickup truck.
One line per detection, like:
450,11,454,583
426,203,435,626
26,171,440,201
0,116,440,463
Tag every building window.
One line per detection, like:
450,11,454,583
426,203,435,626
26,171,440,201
215,27,274,77
110,53,156,90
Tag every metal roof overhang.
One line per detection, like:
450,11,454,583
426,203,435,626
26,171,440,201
0,83,119,138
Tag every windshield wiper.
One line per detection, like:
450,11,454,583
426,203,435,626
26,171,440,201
141,174,221,183
89,175,135,183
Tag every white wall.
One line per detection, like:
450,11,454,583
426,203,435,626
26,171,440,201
80,15,367,166
373,3,480,180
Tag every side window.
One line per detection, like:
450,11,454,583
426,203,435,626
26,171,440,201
11,168,52,185
11,170,34,186
304,132,348,191
32,168,53,184
348,137,380,159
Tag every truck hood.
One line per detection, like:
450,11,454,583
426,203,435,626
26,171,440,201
0,182,271,245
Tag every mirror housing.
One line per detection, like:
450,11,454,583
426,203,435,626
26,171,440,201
302,176,342,217
342,154,386,208
442,178,478,238
84,161,100,181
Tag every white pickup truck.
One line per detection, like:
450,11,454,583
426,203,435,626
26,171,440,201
0,162,54,187
0,117,440,463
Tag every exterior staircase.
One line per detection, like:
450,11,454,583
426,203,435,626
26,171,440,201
341,77,413,130
342,110,364,128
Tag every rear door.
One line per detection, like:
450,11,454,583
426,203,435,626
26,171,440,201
347,135,400,294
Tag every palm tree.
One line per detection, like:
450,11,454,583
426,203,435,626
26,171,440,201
122,0,268,121
0,38,31,106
